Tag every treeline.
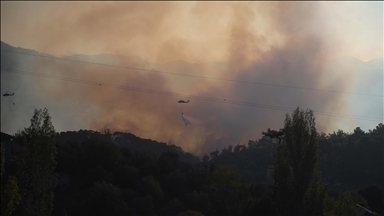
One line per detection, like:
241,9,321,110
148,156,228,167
201,124,384,215
205,124,384,190
318,126,383,190
52,115,382,215
1,108,383,216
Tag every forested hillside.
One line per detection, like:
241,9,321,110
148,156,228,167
56,130,200,165
42,123,384,215
1,109,383,216
209,124,384,191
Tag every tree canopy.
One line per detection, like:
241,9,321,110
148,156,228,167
15,108,57,216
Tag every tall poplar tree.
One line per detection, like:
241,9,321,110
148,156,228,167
274,107,326,216
15,108,57,216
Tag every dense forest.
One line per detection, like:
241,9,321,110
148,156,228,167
1,108,383,216
205,125,384,190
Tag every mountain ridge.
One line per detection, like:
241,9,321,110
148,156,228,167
57,129,201,164
1,129,201,164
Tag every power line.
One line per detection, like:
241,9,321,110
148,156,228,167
2,49,383,98
2,67,382,122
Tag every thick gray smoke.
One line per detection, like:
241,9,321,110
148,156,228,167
1,2,382,156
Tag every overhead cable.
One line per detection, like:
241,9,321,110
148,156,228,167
2,67,382,122
2,49,382,98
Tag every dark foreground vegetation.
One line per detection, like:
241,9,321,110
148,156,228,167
1,107,383,216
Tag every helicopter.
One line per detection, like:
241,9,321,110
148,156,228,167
3,92,14,97
178,99,189,103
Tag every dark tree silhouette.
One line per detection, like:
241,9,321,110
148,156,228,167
274,107,326,216
15,108,57,216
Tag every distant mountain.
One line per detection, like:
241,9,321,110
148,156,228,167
327,55,383,75
62,53,153,68
56,130,201,164
1,41,55,57
365,58,384,70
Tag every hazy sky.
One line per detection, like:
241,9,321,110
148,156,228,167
1,2,383,62
1,2,383,155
